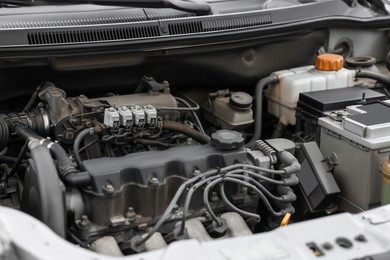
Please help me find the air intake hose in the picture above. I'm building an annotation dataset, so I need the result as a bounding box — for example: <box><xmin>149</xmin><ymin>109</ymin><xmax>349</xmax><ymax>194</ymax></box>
<box><xmin>14</xmin><ymin>123</ymin><xmax>91</xmax><ymax>187</ymax></box>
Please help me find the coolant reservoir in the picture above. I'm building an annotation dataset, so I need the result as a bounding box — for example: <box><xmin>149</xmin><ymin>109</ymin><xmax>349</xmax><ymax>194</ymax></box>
<box><xmin>266</xmin><ymin>54</ymin><xmax>356</xmax><ymax>125</ymax></box>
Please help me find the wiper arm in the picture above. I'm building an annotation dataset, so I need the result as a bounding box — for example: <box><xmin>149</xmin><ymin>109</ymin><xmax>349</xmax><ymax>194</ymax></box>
<box><xmin>0</xmin><ymin>0</ymin><xmax>210</xmax><ymax>15</ymax></box>
<box><xmin>54</xmin><ymin>0</ymin><xmax>211</xmax><ymax>15</ymax></box>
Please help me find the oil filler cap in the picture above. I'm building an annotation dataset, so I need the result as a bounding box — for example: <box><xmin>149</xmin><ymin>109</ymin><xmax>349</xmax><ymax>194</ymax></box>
<box><xmin>315</xmin><ymin>53</ymin><xmax>344</xmax><ymax>71</ymax></box>
<box><xmin>211</xmin><ymin>130</ymin><xmax>244</xmax><ymax>150</ymax></box>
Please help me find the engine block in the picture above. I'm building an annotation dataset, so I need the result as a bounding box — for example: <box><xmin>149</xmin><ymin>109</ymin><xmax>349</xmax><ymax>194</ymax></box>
<box><xmin>67</xmin><ymin>136</ymin><xmax>297</xmax><ymax>244</ymax></box>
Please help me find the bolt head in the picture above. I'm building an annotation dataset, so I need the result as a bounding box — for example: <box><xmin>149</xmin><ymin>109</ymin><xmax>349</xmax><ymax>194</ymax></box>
<box><xmin>125</xmin><ymin>207</ymin><xmax>136</xmax><ymax>221</ymax></box>
<box><xmin>79</xmin><ymin>215</ymin><xmax>90</xmax><ymax>228</ymax></box>
<box><xmin>148</xmin><ymin>177</ymin><xmax>159</xmax><ymax>185</ymax></box>
<box><xmin>137</xmin><ymin>223</ymin><xmax>148</xmax><ymax>231</ymax></box>
<box><xmin>103</xmin><ymin>184</ymin><xmax>115</xmax><ymax>193</ymax></box>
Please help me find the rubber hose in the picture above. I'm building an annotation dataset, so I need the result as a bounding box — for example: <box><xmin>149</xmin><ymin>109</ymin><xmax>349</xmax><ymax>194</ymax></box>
<box><xmin>161</xmin><ymin>120</ymin><xmax>210</xmax><ymax>144</ymax></box>
<box><xmin>63</xmin><ymin>171</ymin><xmax>91</xmax><ymax>187</ymax></box>
<box><xmin>0</xmin><ymin>156</ymin><xmax>17</xmax><ymax>164</ymax></box>
<box><xmin>0</xmin><ymin>117</ymin><xmax>9</xmax><ymax>151</ymax></box>
<box><xmin>15</xmin><ymin>124</ymin><xmax>72</xmax><ymax>174</ymax></box>
<box><xmin>8</xmin><ymin>140</ymin><xmax>28</xmax><ymax>177</ymax></box>
<box><xmin>73</xmin><ymin>128</ymin><xmax>93</xmax><ymax>171</ymax></box>
<box><xmin>23</xmin><ymin>86</ymin><xmax>41</xmax><ymax>112</ymax></box>
<box><xmin>15</xmin><ymin>124</ymin><xmax>41</xmax><ymax>140</ymax></box>
<box><xmin>26</xmin><ymin>139</ymin><xmax>66</xmax><ymax>237</ymax></box>
<box><xmin>355</xmin><ymin>70</ymin><xmax>390</xmax><ymax>86</ymax></box>
<box><xmin>23</xmin><ymin>82</ymin><xmax>54</xmax><ymax>112</ymax></box>
<box><xmin>48</xmin><ymin>142</ymin><xmax>78</xmax><ymax>176</ymax></box>
<box><xmin>247</xmin><ymin>75</ymin><xmax>279</xmax><ymax>145</ymax></box>
<box><xmin>175</xmin><ymin>96</ymin><xmax>205</xmax><ymax>135</ymax></box>
<box><xmin>135</xmin><ymin>139</ymin><xmax>175</xmax><ymax>147</ymax></box>
<box><xmin>15</xmin><ymin>124</ymin><xmax>90</xmax><ymax>186</ymax></box>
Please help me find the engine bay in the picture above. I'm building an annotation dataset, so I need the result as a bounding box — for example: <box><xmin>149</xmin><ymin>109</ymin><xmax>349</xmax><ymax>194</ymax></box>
<box><xmin>1</xmin><ymin>56</ymin><xmax>388</xmax><ymax>255</ymax></box>
<box><xmin>0</xmin><ymin>1</ymin><xmax>390</xmax><ymax>256</ymax></box>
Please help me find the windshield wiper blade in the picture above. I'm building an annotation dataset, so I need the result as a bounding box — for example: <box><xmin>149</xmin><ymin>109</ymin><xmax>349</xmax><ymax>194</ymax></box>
<box><xmin>0</xmin><ymin>0</ymin><xmax>211</xmax><ymax>14</ymax></box>
<box><xmin>54</xmin><ymin>0</ymin><xmax>211</xmax><ymax>15</ymax></box>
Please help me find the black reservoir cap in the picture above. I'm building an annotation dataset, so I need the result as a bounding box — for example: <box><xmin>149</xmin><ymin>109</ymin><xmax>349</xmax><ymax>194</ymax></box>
<box><xmin>229</xmin><ymin>92</ymin><xmax>253</xmax><ymax>110</ymax></box>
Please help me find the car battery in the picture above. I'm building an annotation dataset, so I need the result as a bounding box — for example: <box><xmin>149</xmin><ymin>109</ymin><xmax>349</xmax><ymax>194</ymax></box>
<box><xmin>319</xmin><ymin>101</ymin><xmax>390</xmax><ymax>210</ymax></box>
<box><xmin>296</xmin><ymin>86</ymin><xmax>385</xmax><ymax>142</ymax></box>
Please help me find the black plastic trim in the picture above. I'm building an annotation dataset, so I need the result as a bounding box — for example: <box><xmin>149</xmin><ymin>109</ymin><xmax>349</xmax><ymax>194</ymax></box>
<box><xmin>26</xmin><ymin>23</ymin><xmax>162</xmax><ymax>45</ymax></box>
<box><xmin>0</xmin><ymin>0</ymin><xmax>387</xmax><ymax>58</ymax></box>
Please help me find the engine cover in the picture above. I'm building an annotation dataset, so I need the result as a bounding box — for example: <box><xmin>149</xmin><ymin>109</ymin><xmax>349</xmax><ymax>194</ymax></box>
<box><xmin>80</xmin><ymin>143</ymin><xmax>268</xmax><ymax>220</ymax></box>
<box><xmin>69</xmin><ymin>142</ymin><xmax>273</xmax><ymax>242</ymax></box>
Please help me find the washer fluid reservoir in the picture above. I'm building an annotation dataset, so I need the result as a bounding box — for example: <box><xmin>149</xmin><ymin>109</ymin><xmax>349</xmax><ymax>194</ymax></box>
<box><xmin>266</xmin><ymin>54</ymin><xmax>356</xmax><ymax>125</ymax></box>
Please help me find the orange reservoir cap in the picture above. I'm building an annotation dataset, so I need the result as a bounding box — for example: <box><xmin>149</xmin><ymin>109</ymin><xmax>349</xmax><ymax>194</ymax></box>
<box><xmin>315</xmin><ymin>53</ymin><xmax>344</xmax><ymax>71</ymax></box>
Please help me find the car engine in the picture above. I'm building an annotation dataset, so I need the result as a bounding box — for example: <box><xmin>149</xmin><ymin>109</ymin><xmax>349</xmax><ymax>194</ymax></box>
<box><xmin>0</xmin><ymin>0</ymin><xmax>390</xmax><ymax>257</ymax></box>
<box><xmin>1</xmin><ymin>52</ymin><xmax>390</xmax><ymax>256</ymax></box>
<box><xmin>0</xmin><ymin>76</ymin><xmax>302</xmax><ymax>255</ymax></box>
<box><xmin>2</xmin><ymin>52</ymin><xmax>390</xmax><ymax>256</ymax></box>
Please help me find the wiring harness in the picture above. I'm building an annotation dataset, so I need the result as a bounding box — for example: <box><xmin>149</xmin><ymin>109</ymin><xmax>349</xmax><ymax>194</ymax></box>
<box><xmin>130</xmin><ymin>148</ymin><xmax>300</xmax><ymax>252</ymax></box>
